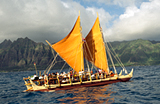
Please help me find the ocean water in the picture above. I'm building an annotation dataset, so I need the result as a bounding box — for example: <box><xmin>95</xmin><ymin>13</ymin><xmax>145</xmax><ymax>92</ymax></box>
<box><xmin>0</xmin><ymin>65</ymin><xmax>160</xmax><ymax>104</ymax></box>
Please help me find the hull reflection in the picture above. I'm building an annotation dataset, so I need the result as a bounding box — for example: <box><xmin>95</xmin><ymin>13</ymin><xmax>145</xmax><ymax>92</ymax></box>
<box><xmin>57</xmin><ymin>85</ymin><xmax>114</xmax><ymax>104</ymax></box>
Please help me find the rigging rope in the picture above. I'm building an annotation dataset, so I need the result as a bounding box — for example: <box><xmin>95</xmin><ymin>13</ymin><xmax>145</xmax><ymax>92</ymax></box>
<box><xmin>107</xmin><ymin>42</ymin><xmax>128</xmax><ymax>74</ymax></box>
<box><xmin>59</xmin><ymin>62</ymin><xmax>66</xmax><ymax>74</ymax></box>
<box><xmin>105</xmin><ymin>43</ymin><xmax>117</xmax><ymax>74</ymax></box>
<box><xmin>46</xmin><ymin>53</ymin><xmax>58</xmax><ymax>74</ymax></box>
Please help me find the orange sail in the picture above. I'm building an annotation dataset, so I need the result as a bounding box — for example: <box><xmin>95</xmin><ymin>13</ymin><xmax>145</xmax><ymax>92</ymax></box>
<box><xmin>83</xmin><ymin>17</ymin><xmax>109</xmax><ymax>74</ymax></box>
<box><xmin>51</xmin><ymin>16</ymin><xmax>84</xmax><ymax>73</ymax></box>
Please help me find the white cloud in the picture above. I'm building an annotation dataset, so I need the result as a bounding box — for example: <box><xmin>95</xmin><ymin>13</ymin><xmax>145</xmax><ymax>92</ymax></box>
<box><xmin>104</xmin><ymin>0</ymin><xmax>160</xmax><ymax>41</ymax></box>
<box><xmin>119</xmin><ymin>6</ymin><xmax>140</xmax><ymax>19</ymax></box>
<box><xmin>1</xmin><ymin>0</ymin><xmax>158</xmax><ymax>43</ymax></box>
<box><xmin>0</xmin><ymin>0</ymin><xmax>83</xmax><ymax>43</ymax></box>
<box><xmin>0</xmin><ymin>0</ymin><xmax>113</xmax><ymax>43</ymax></box>
<box><xmin>86</xmin><ymin>7</ymin><xmax>113</xmax><ymax>31</ymax></box>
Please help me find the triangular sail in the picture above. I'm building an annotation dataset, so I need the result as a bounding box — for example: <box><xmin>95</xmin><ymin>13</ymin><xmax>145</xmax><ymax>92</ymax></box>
<box><xmin>83</xmin><ymin>16</ymin><xmax>109</xmax><ymax>74</ymax></box>
<box><xmin>51</xmin><ymin>16</ymin><xmax>84</xmax><ymax>73</ymax></box>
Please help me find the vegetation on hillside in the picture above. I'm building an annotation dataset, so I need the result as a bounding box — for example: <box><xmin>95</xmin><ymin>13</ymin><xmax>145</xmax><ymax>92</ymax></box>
<box><xmin>0</xmin><ymin>38</ymin><xmax>160</xmax><ymax>71</ymax></box>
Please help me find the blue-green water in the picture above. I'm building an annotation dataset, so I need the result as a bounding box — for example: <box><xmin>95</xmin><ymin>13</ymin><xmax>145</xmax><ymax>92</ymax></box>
<box><xmin>0</xmin><ymin>65</ymin><xmax>160</xmax><ymax>104</ymax></box>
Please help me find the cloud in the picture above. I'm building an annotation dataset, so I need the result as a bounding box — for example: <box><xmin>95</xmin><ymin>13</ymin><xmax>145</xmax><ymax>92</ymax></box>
<box><xmin>0</xmin><ymin>0</ymin><xmax>72</xmax><ymax>43</ymax></box>
<box><xmin>104</xmin><ymin>0</ymin><xmax>160</xmax><ymax>41</ymax></box>
<box><xmin>0</xmin><ymin>0</ymin><xmax>112</xmax><ymax>43</ymax></box>
<box><xmin>0</xmin><ymin>0</ymin><xmax>82</xmax><ymax>43</ymax></box>
<box><xmin>1</xmin><ymin>0</ymin><xmax>158</xmax><ymax>43</ymax></box>
<box><xmin>86</xmin><ymin>7</ymin><xmax>113</xmax><ymax>31</ymax></box>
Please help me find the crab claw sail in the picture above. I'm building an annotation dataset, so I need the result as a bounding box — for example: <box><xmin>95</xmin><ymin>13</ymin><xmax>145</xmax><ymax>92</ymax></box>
<box><xmin>83</xmin><ymin>16</ymin><xmax>109</xmax><ymax>74</ymax></box>
<box><xmin>51</xmin><ymin>16</ymin><xmax>84</xmax><ymax>73</ymax></box>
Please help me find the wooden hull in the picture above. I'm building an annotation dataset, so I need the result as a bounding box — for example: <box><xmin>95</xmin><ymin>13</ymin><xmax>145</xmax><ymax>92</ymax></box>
<box><xmin>24</xmin><ymin>69</ymin><xmax>133</xmax><ymax>92</ymax></box>
<box><xmin>48</xmin><ymin>77</ymin><xmax>131</xmax><ymax>91</ymax></box>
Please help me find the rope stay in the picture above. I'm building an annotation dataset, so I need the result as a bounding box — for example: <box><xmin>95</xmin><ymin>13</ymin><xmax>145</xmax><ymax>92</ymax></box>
<box><xmin>46</xmin><ymin>53</ymin><xmax>58</xmax><ymax>74</ymax></box>
<box><xmin>105</xmin><ymin>40</ymin><xmax>128</xmax><ymax>74</ymax></box>
<box><xmin>107</xmin><ymin>41</ymin><xmax>128</xmax><ymax>74</ymax></box>
<box><xmin>105</xmin><ymin>42</ymin><xmax>117</xmax><ymax>74</ymax></box>
<box><xmin>59</xmin><ymin>62</ymin><xmax>67</xmax><ymax>74</ymax></box>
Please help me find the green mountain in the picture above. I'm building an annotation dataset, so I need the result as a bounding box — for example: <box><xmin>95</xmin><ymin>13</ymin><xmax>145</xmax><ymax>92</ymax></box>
<box><xmin>0</xmin><ymin>38</ymin><xmax>160</xmax><ymax>71</ymax></box>
<box><xmin>108</xmin><ymin>39</ymin><xmax>160</xmax><ymax>66</ymax></box>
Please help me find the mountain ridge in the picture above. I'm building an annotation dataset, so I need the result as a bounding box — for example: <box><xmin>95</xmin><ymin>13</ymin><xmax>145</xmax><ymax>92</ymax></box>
<box><xmin>108</xmin><ymin>39</ymin><xmax>160</xmax><ymax>66</ymax></box>
<box><xmin>0</xmin><ymin>37</ymin><xmax>160</xmax><ymax>71</ymax></box>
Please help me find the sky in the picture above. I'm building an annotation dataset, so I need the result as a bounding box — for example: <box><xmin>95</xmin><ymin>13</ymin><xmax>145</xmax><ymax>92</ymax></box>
<box><xmin>0</xmin><ymin>0</ymin><xmax>160</xmax><ymax>43</ymax></box>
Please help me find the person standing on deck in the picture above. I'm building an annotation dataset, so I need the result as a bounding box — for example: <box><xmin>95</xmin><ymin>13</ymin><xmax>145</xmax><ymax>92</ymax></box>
<box><xmin>44</xmin><ymin>74</ymin><xmax>48</xmax><ymax>85</ymax></box>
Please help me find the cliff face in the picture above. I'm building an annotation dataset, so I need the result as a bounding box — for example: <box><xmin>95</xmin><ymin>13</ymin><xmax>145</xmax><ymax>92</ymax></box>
<box><xmin>0</xmin><ymin>38</ymin><xmax>160</xmax><ymax>71</ymax></box>
<box><xmin>0</xmin><ymin>37</ymin><xmax>55</xmax><ymax>70</ymax></box>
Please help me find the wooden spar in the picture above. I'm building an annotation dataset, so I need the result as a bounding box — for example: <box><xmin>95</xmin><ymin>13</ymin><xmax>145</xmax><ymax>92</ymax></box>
<box><xmin>34</xmin><ymin>63</ymin><xmax>38</xmax><ymax>76</ymax></box>
<box><xmin>25</xmin><ymin>83</ymin><xmax>31</xmax><ymax>85</ymax></box>
<box><xmin>79</xmin><ymin>10</ymin><xmax>80</xmax><ymax>16</ymax></box>
<box><xmin>39</xmin><ymin>71</ymin><xmax>41</xmax><ymax>77</ymax></box>
<box><xmin>23</xmin><ymin>77</ymin><xmax>29</xmax><ymax>80</ymax></box>
<box><xmin>57</xmin><ymin>75</ymin><xmax>61</xmax><ymax>87</ymax></box>
<box><xmin>97</xmin><ymin>12</ymin><xmax>99</xmax><ymax>18</ymax></box>
<box><xmin>69</xmin><ymin>73</ymin><xmax>72</xmax><ymax>85</ymax></box>
<box><xmin>104</xmin><ymin>73</ymin><xmax>106</xmax><ymax>79</ymax></box>
<box><xmin>79</xmin><ymin>74</ymin><xmax>82</xmax><ymax>83</ymax></box>
<box><xmin>25</xmin><ymin>87</ymin><xmax>33</xmax><ymax>92</ymax></box>
<box><xmin>45</xmin><ymin>40</ymin><xmax>52</xmax><ymax>47</ymax></box>
<box><xmin>89</xmin><ymin>72</ymin><xmax>92</xmax><ymax>82</ymax></box>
